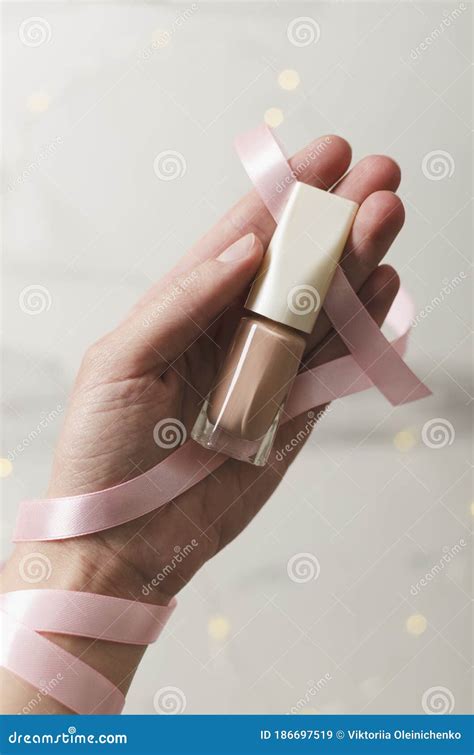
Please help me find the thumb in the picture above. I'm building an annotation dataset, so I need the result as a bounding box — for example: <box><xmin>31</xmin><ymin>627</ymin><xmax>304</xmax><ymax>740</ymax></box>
<box><xmin>115</xmin><ymin>233</ymin><xmax>264</xmax><ymax>373</ymax></box>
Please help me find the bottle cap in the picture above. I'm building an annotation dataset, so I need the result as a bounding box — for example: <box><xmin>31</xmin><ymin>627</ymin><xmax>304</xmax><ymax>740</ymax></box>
<box><xmin>245</xmin><ymin>182</ymin><xmax>358</xmax><ymax>334</ymax></box>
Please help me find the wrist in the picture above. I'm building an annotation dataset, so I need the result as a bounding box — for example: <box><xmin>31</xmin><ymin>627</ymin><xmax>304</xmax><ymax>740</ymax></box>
<box><xmin>1</xmin><ymin>477</ymin><xmax>184</xmax><ymax>713</ymax></box>
<box><xmin>1</xmin><ymin>538</ymin><xmax>175</xmax><ymax>710</ymax></box>
<box><xmin>40</xmin><ymin>473</ymin><xmax>206</xmax><ymax>607</ymax></box>
<box><xmin>1</xmin><ymin>537</ymin><xmax>174</xmax><ymax>608</ymax></box>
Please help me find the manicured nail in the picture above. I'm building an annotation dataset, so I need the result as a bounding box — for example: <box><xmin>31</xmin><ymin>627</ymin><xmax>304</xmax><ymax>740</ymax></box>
<box><xmin>217</xmin><ymin>233</ymin><xmax>256</xmax><ymax>262</ymax></box>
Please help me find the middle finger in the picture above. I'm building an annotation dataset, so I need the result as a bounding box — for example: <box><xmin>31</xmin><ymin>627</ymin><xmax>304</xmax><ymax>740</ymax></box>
<box><xmin>305</xmin><ymin>155</ymin><xmax>404</xmax><ymax>354</ymax></box>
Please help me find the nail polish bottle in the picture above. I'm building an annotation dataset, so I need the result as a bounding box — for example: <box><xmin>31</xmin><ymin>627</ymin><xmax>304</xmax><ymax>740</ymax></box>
<box><xmin>192</xmin><ymin>182</ymin><xmax>358</xmax><ymax>465</ymax></box>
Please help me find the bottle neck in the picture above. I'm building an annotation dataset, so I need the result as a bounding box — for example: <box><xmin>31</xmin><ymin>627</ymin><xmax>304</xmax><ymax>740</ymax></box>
<box><xmin>243</xmin><ymin>310</ymin><xmax>309</xmax><ymax>341</ymax></box>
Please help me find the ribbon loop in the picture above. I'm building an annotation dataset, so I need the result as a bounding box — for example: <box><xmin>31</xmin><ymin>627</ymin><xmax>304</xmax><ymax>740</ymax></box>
<box><xmin>235</xmin><ymin>124</ymin><xmax>431</xmax><ymax>407</ymax></box>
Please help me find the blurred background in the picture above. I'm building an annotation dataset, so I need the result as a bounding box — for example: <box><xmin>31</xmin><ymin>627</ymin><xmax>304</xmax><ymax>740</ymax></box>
<box><xmin>1</xmin><ymin>1</ymin><xmax>472</xmax><ymax>714</ymax></box>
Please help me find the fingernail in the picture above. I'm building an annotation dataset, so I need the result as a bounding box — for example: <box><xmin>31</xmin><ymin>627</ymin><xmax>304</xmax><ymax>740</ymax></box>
<box><xmin>217</xmin><ymin>233</ymin><xmax>256</xmax><ymax>262</ymax></box>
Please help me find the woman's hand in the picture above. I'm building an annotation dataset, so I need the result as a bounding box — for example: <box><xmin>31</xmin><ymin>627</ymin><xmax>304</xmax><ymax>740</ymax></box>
<box><xmin>8</xmin><ymin>135</ymin><xmax>405</xmax><ymax>608</ymax></box>
<box><xmin>1</xmin><ymin>134</ymin><xmax>405</xmax><ymax>712</ymax></box>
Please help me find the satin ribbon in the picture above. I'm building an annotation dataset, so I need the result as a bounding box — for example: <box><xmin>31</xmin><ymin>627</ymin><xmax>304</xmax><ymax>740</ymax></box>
<box><xmin>13</xmin><ymin>125</ymin><xmax>431</xmax><ymax>542</ymax></box>
<box><xmin>0</xmin><ymin>590</ymin><xmax>175</xmax><ymax>645</ymax></box>
<box><xmin>1</xmin><ymin>610</ymin><xmax>126</xmax><ymax>715</ymax></box>
<box><xmin>1</xmin><ymin>596</ymin><xmax>176</xmax><ymax>715</ymax></box>
<box><xmin>235</xmin><ymin>125</ymin><xmax>431</xmax><ymax>406</ymax></box>
<box><xmin>3</xmin><ymin>124</ymin><xmax>431</xmax><ymax>715</ymax></box>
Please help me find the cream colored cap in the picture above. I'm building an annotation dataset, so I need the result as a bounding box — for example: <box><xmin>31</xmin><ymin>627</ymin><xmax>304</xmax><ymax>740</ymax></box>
<box><xmin>245</xmin><ymin>182</ymin><xmax>358</xmax><ymax>334</ymax></box>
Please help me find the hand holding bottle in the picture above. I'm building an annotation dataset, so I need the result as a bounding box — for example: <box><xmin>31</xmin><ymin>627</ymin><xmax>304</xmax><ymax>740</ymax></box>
<box><xmin>1</xmin><ymin>135</ymin><xmax>405</xmax><ymax>713</ymax></box>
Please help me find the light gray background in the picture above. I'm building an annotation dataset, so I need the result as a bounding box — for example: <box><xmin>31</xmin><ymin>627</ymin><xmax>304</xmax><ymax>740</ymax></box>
<box><xmin>2</xmin><ymin>1</ymin><xmax>472</xmax><ymax>714</ymax></box>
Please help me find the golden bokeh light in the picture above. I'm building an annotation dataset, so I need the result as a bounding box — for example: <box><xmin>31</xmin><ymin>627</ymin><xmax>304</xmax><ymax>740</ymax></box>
<box><xmin>295</xmin><ymin>707</ymin><xmax>319</xmax><ymax>715</ymax></box>
<box><xmin>0</xmin><ymin>458</ymin><xmax>13</xmax><ymax>478</ymax></box>
<box><xmin>393</xmin><ymin>429</ymin><xmax>416</xmax><ymax>452</ymax></box>
<box><xmin>405</xmin><ymin>613</ymin><xmax>427</xmax><ymax>636</ymax></box>
<box><xmin>264</xmin><ymin>108</ymin><xmax>284</xmax><ymax>128</ymax></box>
<box><xmin>27</xmin><ymin>92</ymin><xmax>51</xmax><ymax>114</ymax></box>
<box><xmin>208</xmin><ymin>615</ymin><xmax>231</xmax><ymax>641</ymax></box>
<box><xmin>278</xmin><ymin>69</ymin><xmax>301</xmax><ymax>91</ymax></box>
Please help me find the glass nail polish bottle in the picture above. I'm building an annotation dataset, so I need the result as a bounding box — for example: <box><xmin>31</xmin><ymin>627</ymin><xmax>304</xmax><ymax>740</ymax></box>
<box><xmin>192</xmin><ymin>182</ymin><xmax>358</xmax><ymax>465</ymax></box>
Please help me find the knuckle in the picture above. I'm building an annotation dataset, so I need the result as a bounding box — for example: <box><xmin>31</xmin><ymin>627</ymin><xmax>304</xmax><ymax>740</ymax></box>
<box><xmin>81</xmin><ymin>337</ymin><xmax>109</xmax><ymax>370</ymax></box>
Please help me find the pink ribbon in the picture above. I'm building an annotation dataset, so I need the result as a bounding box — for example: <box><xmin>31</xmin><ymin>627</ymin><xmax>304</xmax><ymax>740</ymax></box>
<box><xmin>2</xmin><ymin>124</ymin><xmax>431</xmax><ymax>715</ymax></box>
<box><xmin>0</xmin><ymin>590</ymin><xmax>175</xmax><ymax>645</ymax></box>
<box><xmin>235</xmin><ymin>125</ymin><xmax>431</xmax><ymax>407</ymax></box>
<box><xmin>1</xmin><ymin>610</ymin><xmax>126</xmax><ymax>715</ymax></box>
<box><xmin>1</xmin><ymin>596</ymin><xmax>176</xmax><ymax>715</ymax></box>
